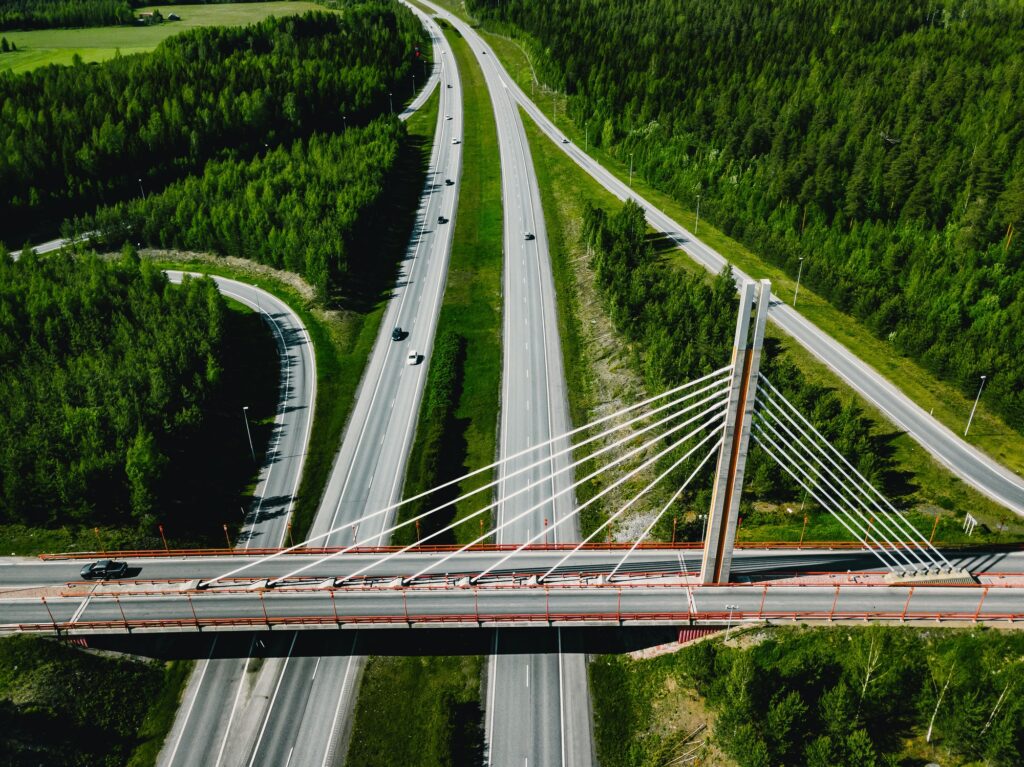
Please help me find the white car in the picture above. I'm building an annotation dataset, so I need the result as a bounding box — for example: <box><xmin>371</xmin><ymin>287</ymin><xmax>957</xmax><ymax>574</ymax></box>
<box><xmin>452</xmin><ymin>138</ymin><xmax>460</xmax><ymax>145</ymax></box>
<box><xmin>407</xmin><ymin>350</ymin><xmax>420</xmax><ymax>365</ymax></box>
<box><xmin>446</xmin><ymin>115</ymin><xmax>453</xmax><ymax>120</ymax></box>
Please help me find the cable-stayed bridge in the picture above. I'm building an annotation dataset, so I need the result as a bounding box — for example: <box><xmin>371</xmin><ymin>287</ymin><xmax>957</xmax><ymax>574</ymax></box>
<box><xmin>3</xmin><ymin>281</ymin><xmax>1021</xmax><ymax>638</ymax></box>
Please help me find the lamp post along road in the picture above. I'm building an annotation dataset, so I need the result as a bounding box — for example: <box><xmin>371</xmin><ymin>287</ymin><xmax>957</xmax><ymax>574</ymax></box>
<box><xmin>629</xmin><ymin>152</ymin><xmax>634</xmax><ymax>187</ymax></box>
<box><xmin>793</xmin><ymin>257</ymin><xmax>805</xmax><ymax>307</ymax></box>
<box><xmin>965</xmin><ymin>375</ymin><xmax>988</xmax><ymax>437</ymax></box>
<box><xmin>694</xmin><ymin>194</ymin><xmax>701</xmax><ymax>234</ymax></box>
<box><xmin>242</xmin><ymin>406</ymin><xmax>255</xmax><ymax>462</ymax></box>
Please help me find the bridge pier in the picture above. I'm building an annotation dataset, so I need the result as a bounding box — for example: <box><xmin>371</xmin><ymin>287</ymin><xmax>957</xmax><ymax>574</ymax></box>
<box><xmin>700</xmin><ymin>280</ymin><xmax>771</xmax><ymax>585</ymax></box>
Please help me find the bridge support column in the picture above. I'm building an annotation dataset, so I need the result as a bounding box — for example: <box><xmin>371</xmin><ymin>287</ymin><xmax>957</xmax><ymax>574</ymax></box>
<box><xmin>700</xmin><ymin>279</ymin><xmax>770</xmax><ymax>584</ymax></box>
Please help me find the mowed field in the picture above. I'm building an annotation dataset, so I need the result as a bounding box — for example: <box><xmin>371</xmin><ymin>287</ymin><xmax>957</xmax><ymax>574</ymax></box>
<box><xmin>0</xmin><ymin>1</ymin><xmax>324</xmax><ymax>72</ymax></box>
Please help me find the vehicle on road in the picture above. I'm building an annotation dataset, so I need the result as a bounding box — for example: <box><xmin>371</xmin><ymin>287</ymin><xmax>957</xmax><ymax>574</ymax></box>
<box><xmin>561</xmin><ymin>137</ymin><xmax>570</xmax><ymax>144</ymax></box>
<box><xmin>445</xmin><ymin>179</ymin><xmax>454</xmax><ymax>186</ymax></box>
<box><xmin>447</xmin><ymin>84</ymin><xmax>452</xmax><ymax>88</ymax></box>
<box><xmin>391</xmin><ymin>327</ymin><xmax>403</xmax><ymax>341</ymax></box>
<box><xmin>452</xmin><ymin>138</ymin><xmax>460</xmax><ymax>144</ymax></box>
<box><xmin>80</xmin><ymin>560</ymin><xmax>129</xmax><ymax>580</ymax></box>
<box><xmin>407</xmin><ymin>350</ymin><xmax>419</xmax><ymax>365</ymax></box>
<box><xmin>446</xmin><ymin>115</ymin><xmax>453</xmax><ymax>120</ymax></box>
<box><xmin>524</xmin><ymin>232</ymin><xmax>535</xmax><ymax>241</ymax></box>
<box><xmin>437</xmin><ymin>215</ymin><xmax>448</xmax><ymax>224</ymax></box>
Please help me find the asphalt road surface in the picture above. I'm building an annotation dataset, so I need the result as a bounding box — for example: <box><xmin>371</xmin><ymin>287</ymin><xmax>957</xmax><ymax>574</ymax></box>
<box><xmin>209</xmin><ymin>10</ymin><xmax>465</xmax><ymax>767</ymax></box>
<box><xmin>429</xmin><ymin>11</ymin><xmax>1024</xmax><ymax>517</ymax></box>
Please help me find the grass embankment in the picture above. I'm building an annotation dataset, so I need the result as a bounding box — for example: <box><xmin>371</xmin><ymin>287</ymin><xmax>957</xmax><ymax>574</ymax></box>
<box><xmin>451</xmin><ymin>7</ymin><xmax>1024</xmax><ymax>495</ymax></box>
<box><xmin>345</xmin><ymin>22</ymin><xmax>494</xmax><ymax>767</ymax></box>
<box><xmin>346</xmin><ymin>656</ymin><xmax>485</xmax><ymax>767</ymax></box>
<box><xmin>0</xmin><ymin>2</ymin><xmax>321</xmax><ymax>72</ymax></box>
<box><xmin>0</xmin><ymin>635</ymin><xmax>192</xmax><ymax>767</ymax></box>
<box><xmin>520</xmin><ymin>101</ymin><xmax>1023</xmax><ymax>545</ymax></box>
<box><xmin>591</xmin><ymin>626</ymin><xmax>1024</xmax><ymax>767</ymax></box>
<box><xmin>393</xmin><ymin>19</ymin><xmax>502</xmax><ymax>547</ymax></box>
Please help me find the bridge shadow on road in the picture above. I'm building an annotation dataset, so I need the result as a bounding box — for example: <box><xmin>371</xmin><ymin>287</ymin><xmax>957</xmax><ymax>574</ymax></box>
<box><xmin>81</xmin><ymin>626</ymin><xmax>681</xmax><ymax>660</ymax></box>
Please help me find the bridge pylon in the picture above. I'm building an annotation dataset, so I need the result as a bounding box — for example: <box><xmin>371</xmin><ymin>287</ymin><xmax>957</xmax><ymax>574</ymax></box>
<box><xmin>700</xmin><ymin>279</ymin><xmax>771</xmax><ymax>584</ymax></box>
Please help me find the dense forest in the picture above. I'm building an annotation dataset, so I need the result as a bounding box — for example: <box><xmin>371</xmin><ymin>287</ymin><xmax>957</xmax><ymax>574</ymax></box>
<box><xmin>592</xmin><ymin>627</ymin><xmax>1024</xmax><ymax>767</ymax></box>
<box><xmin>467</xmin><ymin>0</ymin><xmax>1024</xmax><ymax>431</ymax></box>
<box><xmin>80</xmin><ymin>119</ymin><xmax>405</xmax><ymax>298</ymax></box>
<box><xmin>0</xmin><ymin>4</ymin><xmax>423</xmax><ymax>243</ymax></box>
<box><xmin>0</xmin><ymin>248</ymin><xmax>268</xmax><ymax>531</ymax></box>
<box><xmin>0</xmin><ymin>0</ymin><xmax>134</xmax><ymax>31</ymax></box>
<box><xmin>582</xmin><ymin>200</ymin><xmax>893</xmax><ymax>527</ymax></box>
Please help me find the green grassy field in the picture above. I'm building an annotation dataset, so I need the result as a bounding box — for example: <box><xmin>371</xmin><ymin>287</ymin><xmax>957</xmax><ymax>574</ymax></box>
<box><xmin>442</xmin><ymin>5</ymin><xmax>1024</xmax><ymax>488</ymax></box>
<box><xmin>0</xmin><ymin>2</ymin><xmax>322</xmax><ymax>72</ymax></box>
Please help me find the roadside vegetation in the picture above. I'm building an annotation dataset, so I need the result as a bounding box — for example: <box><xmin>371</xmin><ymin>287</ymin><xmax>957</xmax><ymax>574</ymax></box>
<box><xmin>521</xmin><ymin>105</ymin><xmax>1024</xmax><ymax>544</ymax></box>
<box><xmin>456</xmin><ymin>0</ymin><xmax>1024</xmax><ymax>481</ymax></box>
<box><xmin>592</xmin><ymin>626</ymin><xmax>1024</xmax><ymax>767</ymax></box>
<box><xmin>0</xmin><ymin>4</ymin><xmax>423</xmax><ymax>245</ymax></box>
<box><xmin>0</xmin><ymin>634</ymin><xmax>192</xmax><ymax>766</ymax></box>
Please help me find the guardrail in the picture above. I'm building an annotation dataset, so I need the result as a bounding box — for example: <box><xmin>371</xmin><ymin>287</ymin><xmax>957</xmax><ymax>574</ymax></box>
<box><xmin>5</xmin><ymin>607</ymin><xmax>1021</xmax><ymax>636</ymax></box>
<box><xmin>38</xmin><ymin>540</ymin><xmax>1024</xmax><ymax>560</ymax></box>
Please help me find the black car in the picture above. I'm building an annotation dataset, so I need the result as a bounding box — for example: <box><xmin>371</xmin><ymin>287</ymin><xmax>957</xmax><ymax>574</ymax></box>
<box><xmin>392</xmin><ymin>326</ymin><xmax>403</xmax><ymax>341</ymax></box>
<box><xmin>524</xmin><ymin>232</ymin><xmax>535</xmax><ymax>241</ymax></box>
<box><xmin>444</xmin><ymin>179</ymin><xmax>454</xmax><ymax>186</ymax></box>
<box><xmin>80</xmin><ymin>559</ymin><xmax>129</xmax><ymax>580</ymax></box>
<box><xmin>437</xmin><ymin>215</ymin><xmax>448</xmax><ymax>224</ymax></box>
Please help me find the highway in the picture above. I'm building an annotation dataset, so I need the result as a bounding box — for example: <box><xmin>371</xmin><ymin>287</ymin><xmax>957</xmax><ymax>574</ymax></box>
<box><xmin>202</xmin><ymin>9</ymin><xmax>464</xmax><ymax>766</ymax></box>
<box><xmin>428</xmin><ymin>14</ymin><xmax>1024</xmax><ymax>517</ymax></box>
<box><xmin>413</xmin><ymin>2</ymin><xmax>595</xmax><ymax>765</ymax></box>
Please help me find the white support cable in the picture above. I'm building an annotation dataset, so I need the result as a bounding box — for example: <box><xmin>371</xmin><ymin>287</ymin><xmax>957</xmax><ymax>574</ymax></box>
<box><xmin>342</xmin><ymin>399</ymin><xmax>731</xmax><ymax>587</ymax></box>
<box><xmin>203</xmin><ymin>367</ymin><xmax>732</xmax><ymax>587</ymax></box>
<box><xmin>750</xmin><ymin>422</ymin><xmax>906</xmax><ymax>572</ymax></box>
<box><xmin>759</xmin><ymin>377</ymin><xmax>952</xmax><ymax>569</ymax></box>
<box><xmin>268</xmin><ymin>386</ymin><xmax>732</xmax><ymax>586</ymax></box>
<box><xmin>756</xmin><ymin>386</ymin><xmax>930</xmax><ymax>559</ymax></box>
<box><xmin>463</xmin><ymin>410</ymin><xmax>729</xmax><ymax>586</ymax></box>
<box><xmin>606</xmin><ymin>442</ymin><xmax>721</xmax><ymax>582</ymax></box>
<box><xmin>754</xmin><ymin>399</ymin><xmax>930</xmax><ymax>572</ymax></box>
<box><xmin>544</xmin><ymin>434</ymin><xmax>723</xmax><ymax>583</ymax></box>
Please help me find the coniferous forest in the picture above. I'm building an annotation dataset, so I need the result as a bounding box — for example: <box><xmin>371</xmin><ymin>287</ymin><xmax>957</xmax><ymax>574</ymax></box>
<box><xmin>0</xmin><ymin>248</ymin><xmax>240</xmax><ymax>529</ymax></box>
<box><xmin>0</xmin><ymin>5</ymin><xmax>422</xmax><ymax>244</ymax></box>
<box><xmin>467</xmin><ymin>0</ymin><xmax>1024</xmax><ymax>431</ymax></box>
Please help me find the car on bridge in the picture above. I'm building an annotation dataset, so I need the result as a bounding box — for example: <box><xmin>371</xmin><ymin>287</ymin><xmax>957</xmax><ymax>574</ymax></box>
<box><xmin>79</xmin><ymin>559</ymin><xmax>129</xmax><ymax>580</ymax></box>
<box><xmin>444</xmin><ymin>179</ymin><xmax>454</xmax><ymax>186</ymax></box>
<box><xmin>407</xmin><ymin>350</ymin><xmax>420</xmax><ymax>365</ymax></box>
<box><xmin>391</xmin><ymin>326</ymin><xmax>404</xmax><ymax>341</ymax></box>
<box><xmin>524</xmin><ymin>232</ymin><xmax>535</xmax><ymax>241</ymax></box>
<box><xmin>437</xmin><ymin>215</ymin><xmax>448</xmax><ymax>224</ymax></box>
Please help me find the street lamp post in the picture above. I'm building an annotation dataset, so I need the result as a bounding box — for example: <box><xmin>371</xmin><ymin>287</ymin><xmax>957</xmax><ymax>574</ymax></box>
<box><xmin>725</xmin><ymin>603</ymin><xmax>739</xmax><ymax>640</ymax></box>
<box><xmin>389</xmin><ymin>92</ymin><xmax>393</xmax><ymax>114</ymax></box>
<box><xmin>964</xmin><ymin>375</ymin><xmax>988</xmax><ymax>437</ymax></box>
<box><xmin>412</xmin><ymin>73</ymin><xmax>416</xmax><ymax>93</ymax></box>
<box><xmin>242</xmin><ymin>406</ymin><xmax>255</xmax><ymax>462</ymax></box>
<box><xmin>695</xmin><ymin>194</ymin><xmax>701</xmax><ymax>234</ymax></box>
<box><xmin>629</xmin><ymin>153</ymin><xmax>634</xmax><ymax>188</ymax></box>
<box><xmin>138</xmin><ymin>178</ymin><xmax>145</xmax><ymax>199</ymax></box>
<box><xmin>585</xmin><ymin>122</ymin><xmax>588</xmax><ymax>153</ymax></box>
<box><xmin>793</xmin><ymin>257</ymin><xmax>805</xmax><ymax>307</ymax></box>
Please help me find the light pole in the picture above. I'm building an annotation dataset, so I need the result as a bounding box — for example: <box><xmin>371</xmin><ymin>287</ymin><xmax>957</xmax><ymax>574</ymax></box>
<box><xmin>793</xmin><ymin>256</ymin><xmax>805</xmax><ymax>307</ymax></box>
<box><xmin>724</xmin><ymin>603</ymin><xmax>739</xmax><ymax>640</ymax></box>
<box><xmin>389</xmin><ymin>91</ymin><xmax>393</xmax><ymax>114</ymax></box>
<box><xmin>585</xmin><ymin>121</ymin><xmax>588</xmax><ymax>153</ymax></box>
<box><xmin>964</xmin><ymin>375</ymin><xmax>987</xmax><ymax>437</ymax></box>
<box><xmin>694</xmin><ymin>194</ymin><xmax>701</xmax><ymax>233</ymax></box>
<box><xmin>138</xmin><ymin>178</ymin><xmax>145</xmax><ymax>199</ymax></box>
<box><xmin>629</xmin><ymin>153</ymin><xmax>634</xmax><ymax>188</ymax></box>
<box><xmin>412</xmin><ymin>73</ymin><xmax>416</xmax><ymax>93</ymax></box>
<box><xmin>242</xmin><ymin>406</ymin><xmax>255</xmax><ymax>462</ymax></box>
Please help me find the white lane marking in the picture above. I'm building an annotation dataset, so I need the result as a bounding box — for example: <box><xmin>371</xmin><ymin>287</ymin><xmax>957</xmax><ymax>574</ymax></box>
<box><xmin>525</xmin><ymin>663</ymin><xmax>529</xmax><ymax>688</ymax></box>
<box><xmin>247</xmin><ymin>633</ymin><xmax>298</xmax><ymax>767</ymax></box>
<box><xmin>320</xmin><ymin>635</ymin><xmax>360</xmax><ymax>767</ymax></box>
<box><xmin>285</xmin><ymin>748</ymin><xmax>294</xmax><ymax>767</ymax></box>
<box><xmin>486</xmin><ymin>632</ymin><xmax>499</xmax><ymax>766</ymax></box>
<box><xmin>558</xmin><ymin>630</ymin><xmax>567</xmax><ymax>767</ymax></box>
<box><xmin>213</xmin><ymin>636</ymin><xmax>257</xmax><ymax>767</ymax></box>
<box><xmin>165</xmin><ymin>637</ymin><xmax>219</xmax><ymax>766</ymax></box>
<box><xmin>68</xmin><ymin>589</ymin><xmax>94</xmax><ymax>623</ymax></box>
<box><xmin>311</xmin><ymin>657</ymin><xmax>321</xmax><ymax>682</ymax></box>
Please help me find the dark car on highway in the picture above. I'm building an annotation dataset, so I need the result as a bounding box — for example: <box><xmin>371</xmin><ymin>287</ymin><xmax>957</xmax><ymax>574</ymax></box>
<box><xmin>437</xmin><ymin>215</ymin><xmax>448</xmax><ymax>224</ymax></box>
<box><xmin>80</xmin><ymin>559</ymin><xmax>129</xmax><ymax>580</ymax></box>
<box><xmin>392</xmin><ymin>326</ymin><xmax>403</xmax><ymax>341</ymax></box>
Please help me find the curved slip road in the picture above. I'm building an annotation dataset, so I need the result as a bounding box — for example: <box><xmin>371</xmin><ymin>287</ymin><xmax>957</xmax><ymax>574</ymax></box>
<box><xmin>436</xmin><ymin>18</ymin><xmax>1024</xmax><ymax>517</ymax></box>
